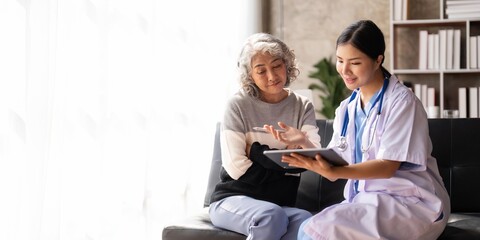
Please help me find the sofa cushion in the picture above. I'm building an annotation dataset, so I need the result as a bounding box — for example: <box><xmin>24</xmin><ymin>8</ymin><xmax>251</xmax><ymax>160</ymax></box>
<box><xmin>162</xmin><ymin>208</ymin><xmax>245</xmax><ymax>240</ymax></box>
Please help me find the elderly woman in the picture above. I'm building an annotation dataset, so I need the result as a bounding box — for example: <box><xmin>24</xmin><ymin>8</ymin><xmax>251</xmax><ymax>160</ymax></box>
<box><xmin>208</xmin><ymin>32</ymin><xmax>321</xmax><ymax>240</ymax></box>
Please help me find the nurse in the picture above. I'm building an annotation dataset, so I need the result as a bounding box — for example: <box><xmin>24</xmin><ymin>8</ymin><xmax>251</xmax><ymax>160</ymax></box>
<box><xmin>264</xmin><ymin>20</ymin><xmax>450</xmax><ymax>240</ymax></box>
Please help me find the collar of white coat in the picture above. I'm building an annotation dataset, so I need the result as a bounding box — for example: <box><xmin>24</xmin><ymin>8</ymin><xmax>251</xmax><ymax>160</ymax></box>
<box><xmin>344</xmin><ymin>75</ymin><xmax>399</xmax><ymax>142</ymax></box>
<box><xmin>346</xmin><ymin>74</ymin><xmax>399</xmax><ymax>116</ymax></box>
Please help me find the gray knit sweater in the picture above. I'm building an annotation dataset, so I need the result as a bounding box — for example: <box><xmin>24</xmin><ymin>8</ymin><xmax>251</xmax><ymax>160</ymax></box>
<box><xmin>210</xmin><ymin>89</ymin><xmax>321</xmax><ymax>206</ymax></box>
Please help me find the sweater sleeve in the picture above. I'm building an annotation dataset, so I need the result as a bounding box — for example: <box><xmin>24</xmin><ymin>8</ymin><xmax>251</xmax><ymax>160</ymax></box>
<box><xmin>249</xmin><ymin>142</ymin><xmax>306</xmax><ymax>173</ymax></box>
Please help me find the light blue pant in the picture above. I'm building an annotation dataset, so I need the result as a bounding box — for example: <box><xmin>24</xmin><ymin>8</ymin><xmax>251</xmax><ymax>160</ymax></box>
<box><xmin>209</xmin><ymin>195</ymin><xmax>312</xmax><ymax>240</ymax></box>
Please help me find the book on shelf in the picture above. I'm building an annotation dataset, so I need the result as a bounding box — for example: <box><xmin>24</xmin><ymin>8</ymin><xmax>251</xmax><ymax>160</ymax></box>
<box><xmin>446</xmin><ymin>7</ymin><xmax>480</xmax><ymax>13</ymax></box>
<box><xmin>459</xmin><ymin>87</ymin><xmax>467</xmax><ymax>118</ymax></box>
<box><xmin>446</xmin><ymin>0</ymin><xmax>480</xmax><ymax>5</ymax></box>
<box><xmin>419</xmin><ymin>30</ymin><xmax>428</xmax><ymax>70</ymax></box>
<box><xmin>453</xmin><ymin>30</ymin><xmax>461</xmax><ymax>69</ymax></box>
<box><xmin>434</xmin><ymin>34</ymin><xmax>440</xmax><ymax>70</ymax></box>
<box><xmin>414</xmin><ymin>84</ymin><xmax>422</xmax><ymax>101</ymax></box>
<box><xmin>471</xmin><ymin>36</ymin><xmax>478</xmax><ymax>69</ymax></box>
<box><xmin>447</xmin><ymin>12</ymin><xmax>480</xmax><ymax>19</ymax></box>
<box><xmin>393</xmin><ymin>0</ymin><xmax>402</xmax><ymax>20</ymax></box>
<box><xmin>402</xmin><ymin>0</ymin><xmax>409</xmax><ymax>20</ymax></box>
<box><xmin>427</xmin><ymin>87</ymin><xmax>435</xmax><ymax>107</ymax></box>
<box><xmin>446</xmin><ymin>4</ymin><xmax>480</xmax><ymax>12</ymax></box>
<box><xmin>469</xmin><ymin>87</ymin><xmax>478</xmax><ymax>118</ymax></box>
<box><xmin>446</xmin><ymin>29</ymin><xmax>454</xmax><ymax>70</ymax></box>
<box><xmin>427</xmin><ymin>87</ymin><xmax>438</xmax><ymax>118</ymax></box>
<box><xmin>413</xmin><ymin>83</ymin><xmax>431</xmax><ymax>112</ymax></box>
<box><xmin>478</xmin><ymin>87</ymin><xmax>480</xmax><ymax>118</ymax></box>
<box><xmin>446</xmin><ymin>0</ymin><xmax>480</xmax><ymax>19</ymax></box>
<box><xmin>393</xmin><ymin>0</ymin><xmax>409</xmax><ymax>20</ymax></box>
<box><xmin>428</xmin><ymin>34</ymin><xmax>435</xmax><ymax>69</ymax></box>
<box><xmin>478</xmin><ymin>36</ymin><xmax>480</xmax><ymax>69</ymax></box>
<box><xmin>439</xmin><ymin>30</ymin><xmax>447</xmax><ymax>70</ymax></box>
<box><xmin>402</xmin><ymin>0</ymin><xmax>408</xmax><ymax>20</ymax></box>
<box><xmin>422</xmin><ymin>84</ymin><xmax>428</xmax><ymax>110</ymax></box>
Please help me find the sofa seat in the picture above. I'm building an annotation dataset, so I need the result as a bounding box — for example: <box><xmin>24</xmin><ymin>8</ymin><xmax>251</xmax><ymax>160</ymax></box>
<box><xmin>162</xmin><ymin>208</ymin><xmax>245</xmax><ymax>240</ymax></box>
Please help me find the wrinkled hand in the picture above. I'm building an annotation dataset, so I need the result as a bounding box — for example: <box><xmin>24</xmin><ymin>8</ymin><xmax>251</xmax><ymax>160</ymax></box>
<box><xmin>263</xmin><ymin>122</ymin><xmax>307</xmax><ymax>147</ymax></box>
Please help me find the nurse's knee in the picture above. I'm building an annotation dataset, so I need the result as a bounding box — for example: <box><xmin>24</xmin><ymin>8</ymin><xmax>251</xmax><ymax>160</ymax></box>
<box><xmin>286</xmin><ymin>209</ymin><xmax>312</xmax><ymax>231</ymax></box>
<box><xmin>297</xmin><ymin>218</ymin><xmax>313</xmax><ymax>240</ymax></box>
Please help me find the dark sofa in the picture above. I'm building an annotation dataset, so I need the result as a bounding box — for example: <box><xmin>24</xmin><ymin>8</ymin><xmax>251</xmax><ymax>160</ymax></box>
<box><xmin>162</xmin><ymin>119</ymin><xmax>480</xmax><ymax>240</ymax></box>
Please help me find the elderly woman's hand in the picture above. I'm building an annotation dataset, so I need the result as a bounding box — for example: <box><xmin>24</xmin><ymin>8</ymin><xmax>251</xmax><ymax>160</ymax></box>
<box><xmin>264</xmin><ymin>122</ymin><xmax>308</xmax><ymax>147</ymax></box>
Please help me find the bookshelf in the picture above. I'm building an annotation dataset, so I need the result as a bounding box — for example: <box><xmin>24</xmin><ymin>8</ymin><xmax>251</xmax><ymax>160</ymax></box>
<box><xmin>390</xmin><ymin>0</ymin><xmax>480</xmax><ymax>118</ymax></box>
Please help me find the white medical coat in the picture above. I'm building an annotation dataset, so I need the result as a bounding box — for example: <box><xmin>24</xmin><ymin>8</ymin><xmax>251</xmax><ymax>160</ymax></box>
<box><xmin>304</xmin><ymin>75</ymin><xmax>451</xmax><ymax>240</ymax></box>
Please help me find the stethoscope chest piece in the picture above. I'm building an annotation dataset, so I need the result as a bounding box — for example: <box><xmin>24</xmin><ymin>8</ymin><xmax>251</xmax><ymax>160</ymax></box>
<box><xmin>337</xmin><ymin>136</ymin><xmax>348</xmax><ymax>152</ymax></box>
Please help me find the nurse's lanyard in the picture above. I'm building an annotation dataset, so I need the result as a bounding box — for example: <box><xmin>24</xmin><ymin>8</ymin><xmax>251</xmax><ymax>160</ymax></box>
<box><xmin>336</xmin><ymin>77</ymin><xmax>389</xmax><ymax>152</ymax></box>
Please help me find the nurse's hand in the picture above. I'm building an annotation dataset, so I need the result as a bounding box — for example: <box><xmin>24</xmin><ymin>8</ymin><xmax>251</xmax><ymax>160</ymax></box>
<box><xmin>282</xmin><ymin>152</ymin><xmax>338</xmax><ymax>182</ymax></box>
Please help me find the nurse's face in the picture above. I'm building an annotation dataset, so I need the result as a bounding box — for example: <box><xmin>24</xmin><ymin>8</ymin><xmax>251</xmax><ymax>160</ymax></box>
<box><xmin>336</xmin><ymin>43</ymin><xmax>381</xmax><ymax>91</ymax></box>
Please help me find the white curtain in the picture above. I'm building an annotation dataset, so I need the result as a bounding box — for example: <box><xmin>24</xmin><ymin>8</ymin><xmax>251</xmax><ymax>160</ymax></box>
<box><xmin>0</xmin><ymin>0</ymin><xmax>261</xmax><ymax>239</ymax></box>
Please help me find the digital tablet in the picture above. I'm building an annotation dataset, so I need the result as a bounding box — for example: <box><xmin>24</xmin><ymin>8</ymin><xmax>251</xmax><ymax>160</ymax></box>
<box><xmin>263</xmin><ymin>148</ymin><xmax>348</xmax><ymax>169</ymax></box>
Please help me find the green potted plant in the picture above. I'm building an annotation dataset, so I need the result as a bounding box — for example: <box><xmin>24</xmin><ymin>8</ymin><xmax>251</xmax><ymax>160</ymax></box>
<box><xmin>308</xmin><ymin>57</ymin><xmax>349</xmax><ymax>119</ymax></box>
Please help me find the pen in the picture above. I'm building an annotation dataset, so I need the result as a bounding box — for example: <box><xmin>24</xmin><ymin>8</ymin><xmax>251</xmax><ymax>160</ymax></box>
<box><xmin>253</xmin><ymin>127</ymin><xmax>286</xmax><ymax>133</ymax></box>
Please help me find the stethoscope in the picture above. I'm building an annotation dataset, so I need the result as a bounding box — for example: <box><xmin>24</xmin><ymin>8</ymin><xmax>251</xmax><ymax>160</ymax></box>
<box><xmin>336</xmin><ymin>76</ymin><xmax>389</xmax><ymax>153</ymax></box>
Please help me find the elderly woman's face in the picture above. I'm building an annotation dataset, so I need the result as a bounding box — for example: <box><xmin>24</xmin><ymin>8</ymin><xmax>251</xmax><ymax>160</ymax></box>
<box><xmin>250</xmin><ymin>52</ymin><xmax>287</xmax><ymax>103</ymax></box>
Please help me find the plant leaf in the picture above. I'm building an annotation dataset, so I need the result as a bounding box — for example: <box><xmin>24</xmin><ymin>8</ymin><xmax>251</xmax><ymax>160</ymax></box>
<box><xmin>308</xmin><ymin>57</ymin><xmax>348</xmax><ymax>119</ymax></box>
